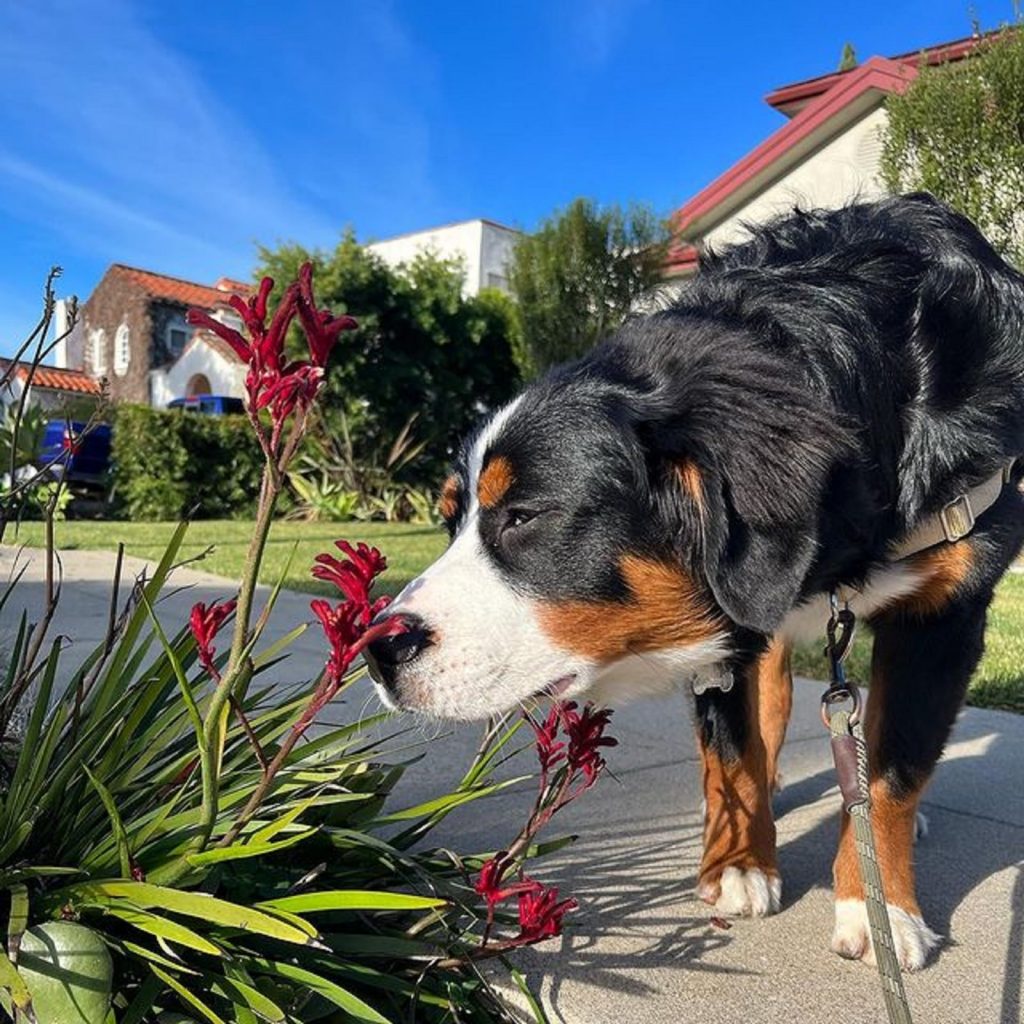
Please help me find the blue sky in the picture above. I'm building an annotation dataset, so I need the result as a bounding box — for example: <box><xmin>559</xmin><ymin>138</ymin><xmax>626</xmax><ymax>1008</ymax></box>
<box><xmin>0</xmin><ymin>0</ymin><xmax>1015</xmax><ymax>357</ymax></box>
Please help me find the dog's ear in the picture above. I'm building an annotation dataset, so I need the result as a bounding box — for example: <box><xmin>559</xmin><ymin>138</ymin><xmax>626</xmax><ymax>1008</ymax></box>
<box><xmin>636</xmin><ymin>332</ymin><xmax>852</xmax><ymax>633</ymax></box>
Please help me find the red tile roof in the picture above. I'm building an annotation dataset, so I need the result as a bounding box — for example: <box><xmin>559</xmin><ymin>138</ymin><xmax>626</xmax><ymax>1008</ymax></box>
<box><xmin>109</xmin><ymin>264</ymin><xmax>252</xmax><ymax>310</ymax></box>
<box><xmin>765</xmin><ymin>32</ymin><xmax>991</xmax><ymax>115</ymax></box>
<box><xmin>669</xmin><ymin>31</ymin><xmax>1006</xmax><ymax>253</ymax></box>
<box><xmin>0</xmin><ymin>360</ymin><xmax>101</xmax><ymax>395</ymax></box>
<box><xmin>674</xmin><ymin>57</ymin><xmax>915</xmax><ymax>238</ymax></box>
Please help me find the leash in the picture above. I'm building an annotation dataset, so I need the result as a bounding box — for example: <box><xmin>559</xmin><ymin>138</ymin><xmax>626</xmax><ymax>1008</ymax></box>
<box><xmin>821</xmin><ymin>593</ymin><xmax>914</xmax><ymax>1024</ymax></box>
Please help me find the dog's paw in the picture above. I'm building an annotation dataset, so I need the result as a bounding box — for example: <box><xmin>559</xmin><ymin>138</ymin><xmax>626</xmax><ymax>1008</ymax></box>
<box><xmin>698</xmin><ymin>866</ymin><xmax>781</xmax><ymax>918</ymax></box>
<box><xmin>831</xmin><ymin>899</ymin><xmax>940</xmax><ymax>971</ymax></box>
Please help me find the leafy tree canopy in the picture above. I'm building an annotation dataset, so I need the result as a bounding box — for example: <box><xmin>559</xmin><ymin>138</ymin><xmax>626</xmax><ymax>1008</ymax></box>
<box><xmin>880</xmin><ymin>23</ymin><xmax>1024</xmax><ymax>266</ymax></box>
<box><xmin>508</xmin><ymin>198</ymin><xmax>669</xmax><ymax>377</ymax></box>
<box><xmin>255</xmin><ymin>232</ymin><xmax>520</xmax><ymax>482</ymax></box>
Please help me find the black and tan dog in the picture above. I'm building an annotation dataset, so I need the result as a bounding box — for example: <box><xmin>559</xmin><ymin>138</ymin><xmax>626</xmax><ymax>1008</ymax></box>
<box><xmin>365</xmin><ymin>193</ymin><xmax>1024</xmax><ymax>970</ymax></box>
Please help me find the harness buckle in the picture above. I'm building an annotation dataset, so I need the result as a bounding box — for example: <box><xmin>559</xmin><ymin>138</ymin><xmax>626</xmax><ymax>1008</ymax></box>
<box><xmin>939</xmin><ymin>493</ymin><xmax>975</xmax><ymax>543</ymax></box>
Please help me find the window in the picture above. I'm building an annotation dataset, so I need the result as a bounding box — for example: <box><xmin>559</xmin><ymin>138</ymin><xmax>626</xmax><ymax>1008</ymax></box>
<box><xmin>114</xmin><ymin>323</ymin><xmax>131</xmax><ymax>376</ymax></box>
<box><xmin>91</xmin><ymin>329</ymin><xmax>107</xmax><ymax>374</ymax></box>
<box><xmin>486</xmin><ymin>272</ymin><xmax>509</xmax><ymax>292</ymax></box>
<box><xmin>167</xmin><ymin>325</ymin><xmax>188</xmax><ymax>356</ymax></box>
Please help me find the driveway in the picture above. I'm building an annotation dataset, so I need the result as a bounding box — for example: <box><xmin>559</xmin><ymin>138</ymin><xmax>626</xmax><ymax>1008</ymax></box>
<box><xmin>2</xmin><ymin>545</ymin><xmax>1021</xmax><ymax>1024</ymax></box>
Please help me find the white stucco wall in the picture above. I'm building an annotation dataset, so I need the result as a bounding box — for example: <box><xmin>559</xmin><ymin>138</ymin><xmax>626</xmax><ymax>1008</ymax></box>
<box><xmin>701</xmin><ymin>105</ymin><xmax>890</xmax><ymax>251</ymax></box>
<box><xmin>149</xmin><ymin>339</ymin><xmax>246</xmax><ymax>408</ymax></box>
<box><xmin>368</xmin><ymin>219</ymin><xmax>519</xmax><ymax>296</ymax></box>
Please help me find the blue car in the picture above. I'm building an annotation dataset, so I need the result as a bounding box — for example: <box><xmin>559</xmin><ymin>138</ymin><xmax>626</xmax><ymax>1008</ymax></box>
<box><xmin>36</xmin><ymin>420</ymin><xmax>112</xmax><ymax>490</ymax></box>
<box><xmin>168</xmin><ymin>395</ymin><xmax>245</xmax><ymax>415</ymax></box>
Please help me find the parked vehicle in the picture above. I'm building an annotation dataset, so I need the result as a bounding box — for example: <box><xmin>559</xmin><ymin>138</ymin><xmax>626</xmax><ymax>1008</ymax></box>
<box><xmin>36</xmin><ymin>420</ymin><xmax>112</xmax><ymax>490</ymax></box>
<box><xmin>168</xmin><ymin>394</ymin><xmax>245</xmax><ymax>415</ymax></box>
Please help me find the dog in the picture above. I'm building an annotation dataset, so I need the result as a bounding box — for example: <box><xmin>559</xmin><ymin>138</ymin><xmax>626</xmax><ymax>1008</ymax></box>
<box><xmin>365</xmin><ymin>193</ymin><xmax>1024</xmax><ymax>971</ymax></box>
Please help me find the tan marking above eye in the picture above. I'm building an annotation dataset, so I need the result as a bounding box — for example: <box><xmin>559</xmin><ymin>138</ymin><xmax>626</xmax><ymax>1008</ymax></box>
<box><xmin>438</xmin><ymin>474</ymin><xmax>461</xmax><ymax>521</ymax></box>
<box><xmin>676</xmin><ymin>459</ymin><xmax>706</xmax><ymax>516</ymax></box>
<box><xmin>536</xmin><ymin>555</ymin><xmax>725</xmax><ymax>661</ymax></box>
<box><xmin>478</xmin><ymin>455</ymin><xmax>515</xmax><ymax>509</ymax></box>
<box><xmin>898</xmin><ymin>540</ymin><xmax>973</xmax><ymax>617</ymax></box>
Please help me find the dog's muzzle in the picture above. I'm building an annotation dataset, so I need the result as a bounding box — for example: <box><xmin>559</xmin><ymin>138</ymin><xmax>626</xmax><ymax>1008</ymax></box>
<box><xmin>364</xmin><ymin>614</ymin><xmax>432</xmax><ymax>691</ymax></box>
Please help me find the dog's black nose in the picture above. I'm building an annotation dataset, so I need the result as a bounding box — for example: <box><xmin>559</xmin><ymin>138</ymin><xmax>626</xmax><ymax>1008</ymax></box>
<box><xmin>364</xmin><ymin>616</ymin><xmax>431</xmax><ymax>688</ymax></box>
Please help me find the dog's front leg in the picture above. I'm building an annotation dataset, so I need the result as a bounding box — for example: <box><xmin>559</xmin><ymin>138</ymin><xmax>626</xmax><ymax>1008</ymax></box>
<box><xmin>695</xmin><ymin>637</ymin><xmax>792</xmax><ymax>917</ymax></box>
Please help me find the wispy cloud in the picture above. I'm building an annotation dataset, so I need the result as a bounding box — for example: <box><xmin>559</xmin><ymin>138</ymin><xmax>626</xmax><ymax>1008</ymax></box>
<box><xmin>0</xmin><ymin>0</ymin><xmax>443</xmax><ymax>298</ymax></box>
<box><xmin>0</xmin><ymin>0</ymin><xmax>337</xmax><ymax>276</ymax></box>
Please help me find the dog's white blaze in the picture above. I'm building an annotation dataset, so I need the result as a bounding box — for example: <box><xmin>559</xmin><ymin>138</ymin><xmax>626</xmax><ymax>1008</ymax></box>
<box><xmin>385</xmin><ymin>511</ymin><xmax>593</xmax><ymax>719</ymax></box>
<box><xmin>779</xmin><ymin>562</ymin><xmax>926</xmax><ymax>645</ymax></box>
<box><xmin>464</xmin><ymin>396</ymin><xmax>523</xmax><ymax>518</ymax></box>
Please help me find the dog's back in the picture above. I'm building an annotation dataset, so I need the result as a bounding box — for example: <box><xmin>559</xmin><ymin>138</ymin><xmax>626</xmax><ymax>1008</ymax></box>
<box><xmin>658</xmin><ymin>193</ymin><xmax>1024</xmax><ymax>529</ymax></box>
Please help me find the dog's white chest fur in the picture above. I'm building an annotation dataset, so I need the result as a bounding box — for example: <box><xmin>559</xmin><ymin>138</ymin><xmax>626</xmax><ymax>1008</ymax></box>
<box><xmin>779</xmin><ymin>562</ymin><xmax>925</xmax><ymax>646</ymax></box>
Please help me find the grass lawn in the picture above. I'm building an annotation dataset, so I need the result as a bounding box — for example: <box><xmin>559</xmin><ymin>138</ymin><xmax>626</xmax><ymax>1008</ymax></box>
<box><xmin>9</xmin><ymin>519</ymin><xmax>448</xmax><ymax>599</ymax></box>
<box><xmin>9</xmin><ymin>518</ymin><xmax>1024</xmax><ymax>712</ymax></box>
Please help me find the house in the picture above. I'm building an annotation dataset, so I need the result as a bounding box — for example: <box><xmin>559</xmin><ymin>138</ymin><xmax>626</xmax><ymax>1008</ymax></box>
<box><xmin>665</xmin><ymin>33</ymin><xmax>987</xmax><ymax>277</ymax></box>
<box><xmin>367</xmin><ymin>218</ymin><xmax>520</xmax><ymax>295</ymax></box>
<box><xmin>0</xmin><ymin>359</ymin><xmax>101</xmax><ymax>414</ymax></box>
<box><xmin>55</xmin><ymin>265</ymin><xmax>251</xmax><ymax>408</ymax></box>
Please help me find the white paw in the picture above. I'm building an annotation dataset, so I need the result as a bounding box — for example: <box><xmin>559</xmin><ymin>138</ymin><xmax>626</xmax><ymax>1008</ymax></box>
<box><xmin>699</xmin><ymin>866</ymin><xmax>782</xmax><ymax>918</ymax></box>
<box><xmin>831</xmin><ymin>899</ymin><xmax>941</xmax><ymax>971</ymax></box>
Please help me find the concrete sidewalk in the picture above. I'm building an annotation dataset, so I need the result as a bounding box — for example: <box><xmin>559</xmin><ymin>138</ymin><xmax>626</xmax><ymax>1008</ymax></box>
<box><xmin>2</xmin><ymin>546</ymin><xmax>1022</xmax><ymax>1024</ymax></box>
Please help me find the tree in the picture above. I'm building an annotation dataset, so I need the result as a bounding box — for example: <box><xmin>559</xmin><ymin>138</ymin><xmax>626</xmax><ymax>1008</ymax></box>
<box><xmin>508</xmin><ymin>198</ymin><xmax>669</xmax><ymax>377</ymax></box>
<box><xmin>880</xmin><ymin>25</ymin><xmax>1024</xmax><ymax>266</ymax></box>
<box><xmin>255</xmin><ymin>232</ymin><xmax>520</xmax><ymax>482</ymax></box>
<box><xmin>838</xmin><ymin>42</ymin><xmax>858</xmax><ymax>71</ymax></box>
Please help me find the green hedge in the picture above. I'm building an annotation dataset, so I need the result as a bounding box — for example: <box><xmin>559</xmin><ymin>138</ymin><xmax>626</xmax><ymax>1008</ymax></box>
<box><xmin>112</xmin><ymin>405</ymin><xmax>263</xmax><ymax>520</ymax></box>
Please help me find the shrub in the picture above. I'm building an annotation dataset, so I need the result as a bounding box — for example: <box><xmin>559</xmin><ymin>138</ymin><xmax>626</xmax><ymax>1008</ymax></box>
<box><xmin>1</xmin><ymin>265</ymin><xmax>608</xmax><ymax>1022</ymax></box>
<box><xmin>880</xmin><ymin>22</ymin><xmax>1024</xmax><ymax>267</ymax></box>
<box><xmin>112</xmin><ymin>406</ymin><xmax>263</xmax><ymax>520</ymax></box>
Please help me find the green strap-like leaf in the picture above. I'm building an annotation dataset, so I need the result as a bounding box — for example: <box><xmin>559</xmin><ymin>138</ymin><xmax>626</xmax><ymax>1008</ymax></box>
<box><xmin>6</xmin><ymin>883</ymin><xmax>27</xmax><ymax>962</ymax></box>
<box><xmin>105</xmin><ymin>906</ymin><xmax>222</xmax><ymax>956</ymax></box>
<box><xmin>257</xmin><ymin>891</ymin><xmax>445</xmax><ymax>914</ymax></box>
<box><xmin>149</xmin><ymin>963</ymin><xmax>226</xmax><ymax>1024</ymax></box>
<box><xmin>245</xmin><ymin>957</ymin><xmax>389</xmax><ymax>1024</ymax></box>
<box><xmin>43</xmin><ymin>881</ymin><xmax>318</xmax><ymax>945</ymax></box>
<box><xmin>84</xmin><ymin>766</ymin><xmax>133</xmax><ymax>878</ymax></box>
<box><xmin>199</xmin><ymin>970</ymin><xmax>285</xmax><ymax>1023</ymax></box>
<box><xmin>0</xmin><ymin>946</ymin><xmax>33</xmax><ymax>1020</ymax></box>
<box><xmin>185</xmin><ymin>828</ymin><xmax>317</xmax><ymax>868</ymax></box>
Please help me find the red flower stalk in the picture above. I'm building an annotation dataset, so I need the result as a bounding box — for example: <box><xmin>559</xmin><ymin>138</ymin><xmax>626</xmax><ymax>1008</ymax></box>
<box><xmin>465</xmin><ymin>701</ymin><xmax>616</xmax><ymax>960</ymax></box>
<box><xmin>516</xmin><ymin>882</ymin><xmax>577</xmax><ymax>943</ymax></box>
<box><xmin>189</xmin><ymin>598</ymin><xmax>237</xmax><ymax>677</ymax></box>
<box><xmin>561</xmin><ymin>702</ymin><xmax>618</xmax><ymax>787</ymax></box>
<box><xmin>311</xmin><ymin>541</ymin><xmax>391</xmax><ymax>621</ymax></box>
<box><xmin>310</xmin><ymin>541</ymin><xmax>406</xmax><ymax>694</ymax></box>
<box><xmin>474</xmin><ymin>855</ymin><xmax>544</xmax><ymax>932</ymax></box>
<box><xmin>527</xmin><ymin>704</ymin><xmax>567</xmax><ymax>775</ymax></box>
<box><xmin>185</xmin><ymin>263</ymin><xmax>356</xmax><ymax>442</ymax></box>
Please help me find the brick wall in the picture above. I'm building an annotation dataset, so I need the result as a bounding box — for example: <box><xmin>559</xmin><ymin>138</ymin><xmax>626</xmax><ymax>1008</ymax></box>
<box><xmin>80</xmin><ymin>269</ymin><xmax>153</xmax><ymax>404</ymax></box>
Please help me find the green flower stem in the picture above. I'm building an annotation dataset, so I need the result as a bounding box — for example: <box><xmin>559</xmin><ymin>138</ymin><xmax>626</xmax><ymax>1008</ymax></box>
<box><xmin>187</xmin><ymin>406</ymin><xmax>311</xmax><ymax>861</ymax></box>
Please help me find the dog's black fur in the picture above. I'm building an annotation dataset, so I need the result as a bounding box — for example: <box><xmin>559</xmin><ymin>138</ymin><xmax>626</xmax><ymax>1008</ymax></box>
<box><xmin>479</xmin><ymin>193</ymin><xmax>1024</xmax><ymax>785</ymax></box>
<box><xmin>372</xmin><ymin>195</ymin><xmax>1024</xmax><ymax>952</ymax></box>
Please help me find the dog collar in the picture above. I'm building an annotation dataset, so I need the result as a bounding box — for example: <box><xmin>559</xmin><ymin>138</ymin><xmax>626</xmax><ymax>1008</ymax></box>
<box><xmin>889</xmin><ymin>458</ymin><xmax>1016</xmax><ymax>561</ymax></box>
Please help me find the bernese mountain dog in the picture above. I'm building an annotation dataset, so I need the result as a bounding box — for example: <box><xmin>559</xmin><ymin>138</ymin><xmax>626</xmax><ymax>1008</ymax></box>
<box><xmin>365</xmin><ymin>193</ymin><xmax>1024</xmax><ymax>971</ymax></box>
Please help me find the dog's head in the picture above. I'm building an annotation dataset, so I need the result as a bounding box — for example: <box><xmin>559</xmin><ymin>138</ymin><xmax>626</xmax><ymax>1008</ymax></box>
<box><xmin>365</xmin><ymin>316</ymin><xmax>848</xmax><ymax>719</ymax></box>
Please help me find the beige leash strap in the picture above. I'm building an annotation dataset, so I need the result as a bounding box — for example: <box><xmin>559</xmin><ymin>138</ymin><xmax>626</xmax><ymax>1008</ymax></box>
<box><xmin>821</xmin><ymin>593</ymin><xmax>913</xmax><ymax>1024</ymax></box>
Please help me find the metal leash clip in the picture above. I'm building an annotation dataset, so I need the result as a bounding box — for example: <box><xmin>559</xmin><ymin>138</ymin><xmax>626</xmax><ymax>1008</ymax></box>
<box><xmin>820</xmin><ymin>590</ymin><xmax>861</xmax><ymax>729</ymax></box>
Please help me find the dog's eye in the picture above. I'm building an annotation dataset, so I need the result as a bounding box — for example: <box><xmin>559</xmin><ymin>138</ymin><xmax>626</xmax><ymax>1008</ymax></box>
<box><xmin>505</xmin><ymin>508</ymin><xmax>540</xmax><ymax>531</ymax></box>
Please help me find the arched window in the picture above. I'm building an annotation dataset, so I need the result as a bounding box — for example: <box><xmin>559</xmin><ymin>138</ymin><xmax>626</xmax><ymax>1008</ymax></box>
<box><xmin>92</xmin><ymin>329</ymin><xmax>107</xmax><ymax>374</ymax></box>
<box><xmin>114</xmin><ymin>323</ymin><xmax>131</xmax><ymax>377</ymax></box>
